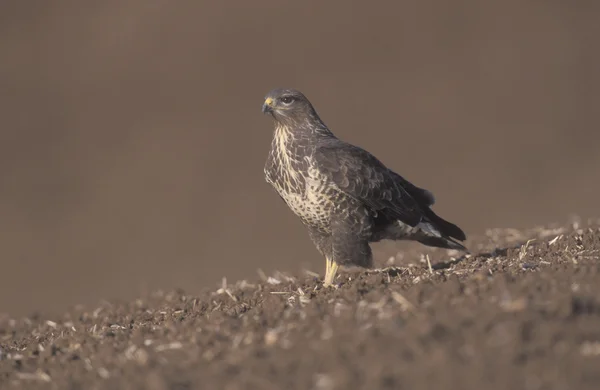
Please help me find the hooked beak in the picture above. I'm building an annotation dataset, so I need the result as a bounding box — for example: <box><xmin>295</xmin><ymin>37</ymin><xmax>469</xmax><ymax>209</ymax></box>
<box><xmin>262</xmin><ymin>97</ymin><xmax>274</xmax><ymax>114</ymax></box>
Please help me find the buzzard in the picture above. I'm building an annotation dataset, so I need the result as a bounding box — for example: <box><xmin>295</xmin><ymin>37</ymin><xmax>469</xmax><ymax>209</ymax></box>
<box><xmin>262</xmin><ymin>88</ymin><xmax>467</xmax><ymax>287</ymax></box>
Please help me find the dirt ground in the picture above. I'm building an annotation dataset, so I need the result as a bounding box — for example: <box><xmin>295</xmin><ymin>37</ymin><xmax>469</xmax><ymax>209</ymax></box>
<box><xmin>2</xmin><ymin>218</ymin><xmax>599</xmax><ymax>389</ymax></box>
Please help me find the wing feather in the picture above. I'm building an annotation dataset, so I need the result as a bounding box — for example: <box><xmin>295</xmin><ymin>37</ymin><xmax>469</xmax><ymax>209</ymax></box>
<box><xmin>315</xmin><ymin>141</ymin><xmax>424</xmax><ymax>227</ymax></box>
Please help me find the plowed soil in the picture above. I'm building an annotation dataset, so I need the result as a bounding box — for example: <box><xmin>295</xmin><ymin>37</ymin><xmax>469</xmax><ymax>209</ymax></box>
<box><xmin>2</xmin><ymin>219</ymin><xmax>600</xmax><ymax>390</ymax></box>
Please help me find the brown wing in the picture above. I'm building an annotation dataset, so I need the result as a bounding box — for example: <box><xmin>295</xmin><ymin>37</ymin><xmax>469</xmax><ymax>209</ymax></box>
<box><xmin>389</xmin><ymin>171</ymin><xmax>436</xmax><ymax>206</ymax></box>
<box><xmin>314</xmin><ymin>141</ymin><xmax>424</xmax><ymax>227</ymax></box>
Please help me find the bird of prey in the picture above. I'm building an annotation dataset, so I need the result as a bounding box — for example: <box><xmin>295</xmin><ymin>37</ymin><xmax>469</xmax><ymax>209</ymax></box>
<box><xmin>261</xmin><ymin>88</ymin><xmax>467</xmax><ymax>287</ymax></box>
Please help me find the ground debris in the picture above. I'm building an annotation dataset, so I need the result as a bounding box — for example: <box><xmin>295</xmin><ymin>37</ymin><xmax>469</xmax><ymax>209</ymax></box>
<box><xmin>1</xmin><ymin>220</ymin><xmax>600</xmax><ymax>389</ymax></box>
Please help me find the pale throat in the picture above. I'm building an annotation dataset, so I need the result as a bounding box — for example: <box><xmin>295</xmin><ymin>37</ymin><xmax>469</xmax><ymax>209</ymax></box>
<box><xmin>272</xmin><ymin>123</ymin><xmax>301</xmax><ymax>184</ymax></box>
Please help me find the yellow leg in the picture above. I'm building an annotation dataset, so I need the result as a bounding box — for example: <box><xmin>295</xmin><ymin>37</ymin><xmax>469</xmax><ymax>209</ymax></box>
<box><xmin>323</xmin><ymin>257</ymin><xmax>339</xmax><ymax>288</ymax></box>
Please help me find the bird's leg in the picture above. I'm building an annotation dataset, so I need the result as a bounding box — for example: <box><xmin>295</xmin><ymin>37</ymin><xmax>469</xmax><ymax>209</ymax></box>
<box><xmin>323</xmin><ymin>257</ymin><xmax>339</xmax><ymax>288</ymax></box>
<box><xmin>323</xmin><ymin>212</ymin><xmax>373</xmax><ymax>289</ymax></box>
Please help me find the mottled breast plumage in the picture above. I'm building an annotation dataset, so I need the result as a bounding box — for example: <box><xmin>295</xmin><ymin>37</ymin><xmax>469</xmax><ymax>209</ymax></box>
<box><xmin>264</xmin><ymin>125</ymin><xmax>342</xmax><ymax>231</ymax></box>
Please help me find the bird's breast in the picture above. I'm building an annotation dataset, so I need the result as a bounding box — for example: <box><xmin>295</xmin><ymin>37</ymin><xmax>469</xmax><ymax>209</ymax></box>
<box><xmin>264</xmin><ymin>142</ymin><xmax>338</xmax><ymax>229</ymax></box>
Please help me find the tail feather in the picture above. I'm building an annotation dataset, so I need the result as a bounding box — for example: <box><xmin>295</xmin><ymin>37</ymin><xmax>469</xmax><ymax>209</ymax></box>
<box><xmin>424</xmin><ymin>208</ymin><xmax>467</xmax><ymax>241</ymax></box>
<box><xmin>417</xmin><ymin>235</ymin><xmax>467</xmax><ymax>251</ymax></box>
<box><xmin>416</xmin><ymin>208</ymin><xmax>468</xmax><ymax>251</ymax></box>
<box><xmin>373</xmin><ymin>207</ymin><xmax>468</xmax><ymax>252</ymax></box>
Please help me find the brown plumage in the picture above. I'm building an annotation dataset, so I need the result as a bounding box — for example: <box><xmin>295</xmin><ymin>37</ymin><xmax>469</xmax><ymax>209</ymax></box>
<box><xmin>262</xmin><ymin>88</ymin><xmax>467</xmax><ymax>286</ymax></box>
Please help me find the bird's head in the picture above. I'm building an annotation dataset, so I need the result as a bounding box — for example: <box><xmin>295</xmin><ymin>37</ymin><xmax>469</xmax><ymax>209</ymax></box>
<box><xmin>261</xmin><ymin>88</ymin><xmax>317</xmax><ymax>125</ymax></box>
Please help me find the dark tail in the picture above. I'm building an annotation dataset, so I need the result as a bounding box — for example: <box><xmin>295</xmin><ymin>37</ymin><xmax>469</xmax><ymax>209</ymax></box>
<box><xmin>419</xmin><ymin>208</ymin><xmax>468</xmax><ymax>251</ymax></box>
<box><xmin>425</xmin><ymin>208</ymin><xmax>466</xmax><ymax>241</ymax></box>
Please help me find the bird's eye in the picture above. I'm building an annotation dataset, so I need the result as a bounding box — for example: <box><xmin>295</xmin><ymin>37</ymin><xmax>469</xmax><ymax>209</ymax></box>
<box><xmin>280</xmin><ymin>96</ymin><xmax>294</xmax><ymax>104</ymax></box>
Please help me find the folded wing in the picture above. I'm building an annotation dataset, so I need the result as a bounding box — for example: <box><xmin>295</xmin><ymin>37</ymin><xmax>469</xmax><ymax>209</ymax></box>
<box><xmin>314</xmin><ymin>141</ymin><xmax>425</xmax><ymax>227</ymax></box>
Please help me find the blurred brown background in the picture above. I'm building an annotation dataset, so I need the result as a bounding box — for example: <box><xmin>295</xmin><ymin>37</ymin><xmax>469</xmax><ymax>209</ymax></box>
<box><xmin>1</xmin><ymin>1</ymin><xmax>598</xmax><ymax>317</ymax></box>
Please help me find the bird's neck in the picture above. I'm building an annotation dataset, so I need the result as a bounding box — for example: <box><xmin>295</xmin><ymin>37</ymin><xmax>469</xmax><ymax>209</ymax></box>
<box><xmin>272</xmin><ymin>123</ymin><xmax>306</xmax><ymax>156</ymax></box>
<box><xmin>273</xmin><ymin>114</ymin><xmax>335</xmax><ymax>144</ymax></box>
